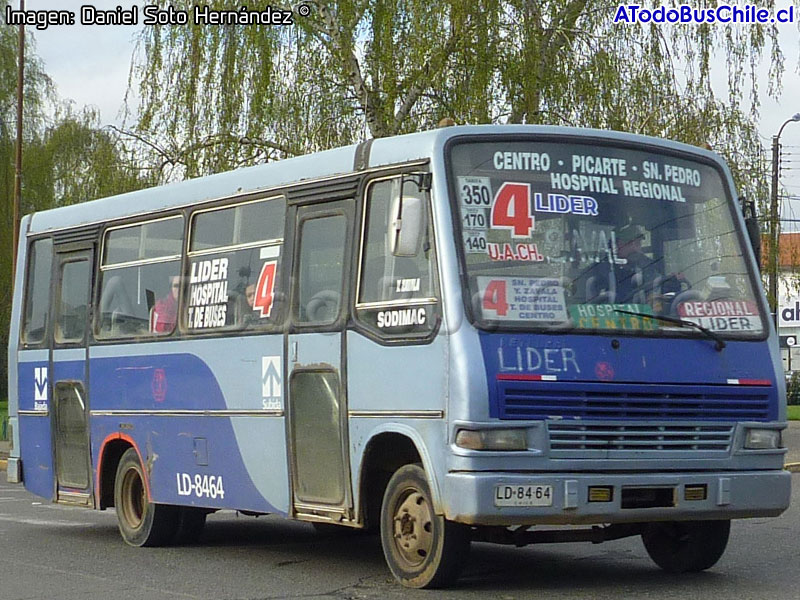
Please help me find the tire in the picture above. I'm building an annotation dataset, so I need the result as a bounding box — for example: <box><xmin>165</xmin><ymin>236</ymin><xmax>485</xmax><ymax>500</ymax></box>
<box><xmin>173</xmin><ymin>507</ymin><xmax>208</xmax><ymax>545</ymax></box>
<box><xmin>114</xmin><ymin>448</ymin><xmax>178</xmax><ymax>547</ymax></box>
<box><xmin>380</xmin><ymin>464</ymin><xmax>470</xmax><ymax>588</ymax></box>
<box><xmin>641</xmin><ymin>520</ymin><xmax>731</xmax><ymax>573</ymax></box>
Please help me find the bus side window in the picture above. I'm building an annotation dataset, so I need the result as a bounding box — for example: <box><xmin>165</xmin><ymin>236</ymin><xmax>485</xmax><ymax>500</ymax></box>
<box><xmin>358</xmin><ymin>178</ymin><xmax>435</xmax><ymax>305</ymax></box>
<box><xmin>186</xmin><ymin>196</ymin><xmax>286</xmax><ymax>332</ymax></box>
<box><xmin>353</xmin><ymin>176</ymin><xmax>439</xmax><ymax>340</ymax></box>
<box><xmin>55</xmin><ymin>260</ymin><xmax>90</xmax><ymax>344</ymax></box>
<box><xmin>296</xmin><ymin>215</ymin><xmax>347</xmax><ymax>325</ymax></box>
<box><xmin>96</xmin><ymin>216</ymin><xmax>183</xmax><ymax>339</ymax></box>
<box><xmin>21</xmin><ymin>238</ymin><xmax>54</xmax><ymax>345</ymax></box>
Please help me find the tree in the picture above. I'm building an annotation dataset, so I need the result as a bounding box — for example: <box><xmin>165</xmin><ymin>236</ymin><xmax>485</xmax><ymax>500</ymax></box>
<box><xmin>1</xmin><ymin>1</ymin><xmax>154</xmax><ymax>398</ymax></box>
<box><xmin>0</xmin><ymin>4</ymin><xmax>55</xmax><ymax>400</ymax></box>
<box><xmin>129</xmin><ymin>0</ymin><xmax>796</xmax><ymax>196</ymax></box>
<box><xmin>23</xmin><ymin>106</ymin><xmax>156</xmax><ymax>212</ymax></box>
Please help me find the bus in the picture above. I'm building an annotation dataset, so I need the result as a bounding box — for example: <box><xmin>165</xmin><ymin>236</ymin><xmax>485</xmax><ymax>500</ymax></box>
<box><xmin>6</xmin><ymin>125</ymin><xmax>790</xmax><ymax>588</ymax></box>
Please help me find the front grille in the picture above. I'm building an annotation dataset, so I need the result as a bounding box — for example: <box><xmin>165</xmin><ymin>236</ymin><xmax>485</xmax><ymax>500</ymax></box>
<box><xmin>497</xmin><ymin>381</ymin><xmax>771</xmax><ymax>421</ymax></box>
<box><xmin>548</xmin><ymin>422</ymin><xmax>734</xmax><ymax>453</ymax></box>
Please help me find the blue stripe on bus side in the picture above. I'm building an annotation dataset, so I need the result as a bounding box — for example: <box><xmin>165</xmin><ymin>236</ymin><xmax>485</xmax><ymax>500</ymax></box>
<box><xmin>88</xmin><ymin>352</ymin><xmax>283</xmax><ymax>513</ymax></box>
<box><xmin>18</xmin><ymin>413</ymin><xmax>54</xmax><ymax>500</ymax></box>
<box><xmin>91</xmin><ymin>415</ymin><xmax>281</xmax><ymax>514</ymax></box>
<box><xmin>17</xmin><ymin>352</ymin><xmax>286</xmax><ymax>515</ymax></box>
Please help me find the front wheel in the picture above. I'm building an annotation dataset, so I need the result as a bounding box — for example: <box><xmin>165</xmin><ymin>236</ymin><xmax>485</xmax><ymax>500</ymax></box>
<box><xmin>641</xmin><ymin>520</ymin><xmax>731</xmax><ymax>573</ymax></box>
<box><xmin>380</xmin><ymin>464</ymin><xmax>470</xmax><ymax>588</ymax></box>
<box><xmin>114</xmin><ymin>448</ymin><xmax>178</xmax><ymax>547</ymax></box>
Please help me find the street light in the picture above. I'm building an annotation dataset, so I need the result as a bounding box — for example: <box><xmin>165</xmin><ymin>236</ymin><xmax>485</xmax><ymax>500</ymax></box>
<box><xmin>769</xmin><ymin>112</ymin><xmax>800</xmax><ymax>323</ymax></box>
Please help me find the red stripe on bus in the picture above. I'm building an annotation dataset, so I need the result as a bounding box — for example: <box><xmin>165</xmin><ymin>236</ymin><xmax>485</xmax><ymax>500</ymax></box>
<box><xmin>497</xmin><ymin>374</ymin><xmax>548</xmax><ymax>381</ymax></box>
<box><xmin>736</xmin><ymin>379</ymin><xmax>772</xmax><ymax>386</ymax></box>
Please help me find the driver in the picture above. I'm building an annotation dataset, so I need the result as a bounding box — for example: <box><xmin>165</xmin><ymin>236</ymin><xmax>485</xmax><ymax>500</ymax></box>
<box><xmin>614</xmin><ymin>223</ymin><xmax>656</xmax><ymax>303</ymax></box>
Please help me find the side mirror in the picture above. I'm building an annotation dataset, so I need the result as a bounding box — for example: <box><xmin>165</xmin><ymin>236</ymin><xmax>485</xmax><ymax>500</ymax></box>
<box><xmin>390</xmin><ymin>194</ymin><xmax>425</xmax><ymax>257</ymax></box>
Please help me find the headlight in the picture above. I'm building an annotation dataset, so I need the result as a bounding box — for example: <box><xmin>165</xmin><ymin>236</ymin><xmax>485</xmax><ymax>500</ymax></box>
<box><xmin>744</xmin><ymin>428</ymin><xmax>782</xmax><ymax>450</ymax></box>
<box><xmin>455</xmin><ymin>428</ymin><xmax>527</xmax><ymax>451</ymax></box>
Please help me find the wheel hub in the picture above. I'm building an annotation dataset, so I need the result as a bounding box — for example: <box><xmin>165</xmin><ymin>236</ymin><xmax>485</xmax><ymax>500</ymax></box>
<box><xmin>392</xmin><ymin>491</ymin><xmax>433</xmax><ymax>566</ymax></box>
<box><xmin>121</xmin><ymin>467</ymin><xmax>145</xmax><ymax>529</ymax></box>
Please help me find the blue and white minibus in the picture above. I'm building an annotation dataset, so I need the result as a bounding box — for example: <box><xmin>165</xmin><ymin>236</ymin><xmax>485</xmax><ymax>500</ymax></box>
<box><xmin>7</xmin><ymin>125</ymin><xmax>790</xmax><ymax>588</ymax></box>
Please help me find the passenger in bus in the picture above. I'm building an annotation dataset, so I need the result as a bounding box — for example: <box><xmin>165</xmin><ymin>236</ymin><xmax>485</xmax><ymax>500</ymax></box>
<box><xmin>151</xmin><ymin>275</ymin><xmax>180</xmax><ymax>333</ymax></box>
<box><xmin>240</xmin><ymin>283</ymin><xmax>261</xmax><ymax>327</ymax></box>
<box><xmin>245</xmin><ymin>283</ymin><xmax>256</xmax><ymax>308</ymax></box>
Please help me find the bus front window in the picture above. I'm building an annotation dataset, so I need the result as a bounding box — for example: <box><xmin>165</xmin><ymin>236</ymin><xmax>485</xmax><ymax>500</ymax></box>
<box><xmin>448</xmin><ymin>140</ymin><xmax>766</xmax><ymax>338</ymax></box>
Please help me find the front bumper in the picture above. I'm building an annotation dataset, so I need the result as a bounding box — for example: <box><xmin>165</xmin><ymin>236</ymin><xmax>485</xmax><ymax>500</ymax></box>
<box><xmin>444</xmin><ymin>469</ymin><xmax>791</xmax><ymax>526</ymax></box>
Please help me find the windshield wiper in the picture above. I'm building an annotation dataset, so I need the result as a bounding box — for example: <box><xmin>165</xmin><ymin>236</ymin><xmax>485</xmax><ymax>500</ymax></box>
<box><xmin>613</xmin><ymin>309</ymin><xmax>726</xmax><ymax>352</ymax></box>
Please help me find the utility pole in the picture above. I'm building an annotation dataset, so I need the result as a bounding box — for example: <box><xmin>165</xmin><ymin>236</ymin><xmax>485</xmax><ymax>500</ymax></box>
<box><xmin>771</xmin><ymin>113</ymin><xmax>800</xmax><ymax>327</ymax></box>
<box><xmin>12</xmin><ymin>0</ymin><xmax>25</xmax><ymax>286</ymax></box>
<box><xmin>770</xmin><ymin>134</ymin><xmax>780</xmax><ymax>318</ymax></box>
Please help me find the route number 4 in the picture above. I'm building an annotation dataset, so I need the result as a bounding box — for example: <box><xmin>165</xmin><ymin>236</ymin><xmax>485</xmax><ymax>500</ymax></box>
<box><xmin>254</xmin><ymin>261</ymin><xmax>277</xmax><ymax>318</ymax></box>
<box><xmin>490</xmin><ymin>183</ymin><xmax>534</xmax><ymax>238</ymax></box>
<box><xmin>482</xmin><ymin>279</ymin><xmax>509</xmax><ymax>316</ymax></box>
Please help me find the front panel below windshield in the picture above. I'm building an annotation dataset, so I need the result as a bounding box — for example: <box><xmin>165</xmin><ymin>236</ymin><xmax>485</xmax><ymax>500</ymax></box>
<box><xmin>449</xmin><ymin>139</ymin><xmax>765</xmax><ymax>338</ymax></box>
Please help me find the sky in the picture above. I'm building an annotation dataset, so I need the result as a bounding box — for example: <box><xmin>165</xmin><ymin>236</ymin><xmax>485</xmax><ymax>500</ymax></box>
<box><xmin>11</xmin><ymin>0</ymin><xmax>800</xmax><ymax>221</ymax></box>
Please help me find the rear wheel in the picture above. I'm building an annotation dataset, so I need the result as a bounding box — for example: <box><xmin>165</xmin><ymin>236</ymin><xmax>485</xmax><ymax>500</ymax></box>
<box><xmin>114</xmin><ymin>448</ymin><xmax>178</xmax><ymax>547</ymax></box>
<box><xmin>380</xmin><ymin>464</ymin><xmax>470</xmax><ymax>588</ymax></box>
<box><xmin>642</xmin><ymin>520</ymin><xmax>731</xmax><ymax>573</ymax></box>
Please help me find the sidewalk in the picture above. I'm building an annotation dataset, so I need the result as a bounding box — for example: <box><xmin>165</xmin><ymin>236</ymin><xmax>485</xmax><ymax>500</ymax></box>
<box><xmin>0</xmin><ymin>440</ymin><xmax>9</xmax><ymax>471</ymax></box>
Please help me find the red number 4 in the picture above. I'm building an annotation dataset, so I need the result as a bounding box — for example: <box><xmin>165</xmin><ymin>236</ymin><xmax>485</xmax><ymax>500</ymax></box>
<box><xmin>490</xmin><ymin>182</ymin><xmax>534</xmax><ymax>237</ymax></box>
<box><xmin>254</xmin><ymin>261</ymin><xmax>277</xmax><ymax>318</ymax></box>
<box><xmin>482</xmin><ymin>280</ymin><xmax>509</xmax><ymax>316</ymax></box>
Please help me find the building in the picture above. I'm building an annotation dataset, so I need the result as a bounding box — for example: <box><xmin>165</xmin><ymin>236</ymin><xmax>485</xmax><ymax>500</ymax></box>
<box><xmin>773</xmin><ymin>233</ymin><xmax>800</xmax><ymax>372</ymax></box>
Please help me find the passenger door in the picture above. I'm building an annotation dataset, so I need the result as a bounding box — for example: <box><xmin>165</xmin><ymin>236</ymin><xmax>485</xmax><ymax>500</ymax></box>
<box><xmin>50</xmin><ymin>247</ymin><xmax>94</xmax><ymax>505</ymax></box>
<box><xmin>287</xmin><ymin>199</ymin><xmax>354</xmax><ymax>522</ymax></box>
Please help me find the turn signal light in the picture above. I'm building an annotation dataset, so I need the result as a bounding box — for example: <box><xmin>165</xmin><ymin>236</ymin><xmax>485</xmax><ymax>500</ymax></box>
<box><xmin>588</xmin><ymin>486</ymin><xmax>613</xmax><ymax>502</ymax></box>
<box><xmin>684</xmin><ymin>485</ymin><xmax>707</xmax><ymax>501</ymax></box>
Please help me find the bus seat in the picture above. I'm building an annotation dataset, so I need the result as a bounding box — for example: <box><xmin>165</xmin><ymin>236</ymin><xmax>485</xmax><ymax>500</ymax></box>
<box><xmin>99</xmin><ymin>275</ymin><xmax>134</xmax><ymax>333</ymax></box>
<box><xmin>670</xmin><ymin>289</ymin><xmax>703</xmax><ymax>316</ymax></box>
<box><xmin>306</xmin><ymin>290</ymin><xmax>341</xmax><ymax>323</ymax></box>
<box><xmin>586</xmin><ymin>275</ymin><xmax>615</xmax><ymax>304</ymax></box>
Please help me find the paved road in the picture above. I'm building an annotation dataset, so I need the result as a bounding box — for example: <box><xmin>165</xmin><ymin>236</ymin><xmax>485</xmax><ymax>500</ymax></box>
<box><xmin>0</xmin><ymin>471</ymin><xmax>798</xmax><ymax>600</ymax></box>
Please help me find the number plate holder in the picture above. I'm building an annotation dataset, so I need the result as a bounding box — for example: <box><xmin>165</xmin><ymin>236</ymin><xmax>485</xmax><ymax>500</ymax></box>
<box><xmin>494</xmin><ymin>484</ymin><xmax>553</xmax><ymax>507</ymax></box>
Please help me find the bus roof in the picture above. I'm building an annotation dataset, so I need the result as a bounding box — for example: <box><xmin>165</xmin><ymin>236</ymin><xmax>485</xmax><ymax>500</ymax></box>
<box><xmin>27</xmin><ymin>124</ymin><xmax>725</xmax><ymax>235</ymax></box>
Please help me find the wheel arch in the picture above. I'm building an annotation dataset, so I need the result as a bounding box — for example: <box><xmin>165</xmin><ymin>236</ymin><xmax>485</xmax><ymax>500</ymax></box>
<box><xmin>96</xmin><ymin>433</ymin><xmax>147</xmax><ymax>509</ymax></box>
<box><xmin>355</xmin><ymin>424</ymin><xmax>442</xmax><ymax>530</ymax></box>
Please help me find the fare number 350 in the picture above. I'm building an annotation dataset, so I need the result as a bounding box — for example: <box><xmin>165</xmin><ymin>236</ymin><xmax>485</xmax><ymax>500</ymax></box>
<box><xmin>463</xmin><ymin>182</ymin><xmax>535</xmax><ymax>238</ymax></box>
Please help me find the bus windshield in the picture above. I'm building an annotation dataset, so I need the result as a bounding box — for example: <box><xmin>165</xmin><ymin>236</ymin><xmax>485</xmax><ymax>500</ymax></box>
<box><xmin>449</xmin><ymin>139</ymin><xmax>766</xmax><ymax>338</ymax></box>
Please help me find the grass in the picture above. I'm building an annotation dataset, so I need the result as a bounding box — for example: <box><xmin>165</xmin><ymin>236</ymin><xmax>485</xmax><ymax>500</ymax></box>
<box><xmin>789</xmin><ymin>405</ymin><xmax>800</xmax><ymax>421</ymax></box>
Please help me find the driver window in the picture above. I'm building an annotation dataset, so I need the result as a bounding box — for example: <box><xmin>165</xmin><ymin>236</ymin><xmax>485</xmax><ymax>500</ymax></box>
<box><xmin>295</xmin><ymin>215</ymin><xmax>346</xmax><ymax>325</ymax></box>
<box><xmin>358</xmin><ymin>178</ymin><xmax>435</xmax><ymax>304</ymax></box>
